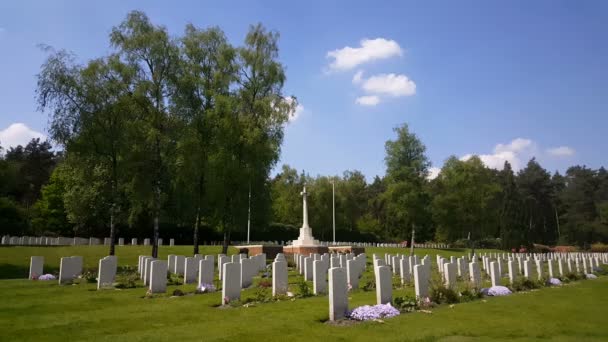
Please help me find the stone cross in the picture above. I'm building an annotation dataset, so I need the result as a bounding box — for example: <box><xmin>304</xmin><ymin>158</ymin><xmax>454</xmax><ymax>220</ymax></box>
<box><xmin>300</xmin><ymin>186</ymin><xmax>309</xmax><ymax>228</ymax></box>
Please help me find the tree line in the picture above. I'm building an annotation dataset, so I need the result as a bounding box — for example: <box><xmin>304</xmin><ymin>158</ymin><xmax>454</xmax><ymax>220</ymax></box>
<box><xmin>1</xmin><ymin>11</ymin><xmax>607</xmax><ymax>254</ymax></box>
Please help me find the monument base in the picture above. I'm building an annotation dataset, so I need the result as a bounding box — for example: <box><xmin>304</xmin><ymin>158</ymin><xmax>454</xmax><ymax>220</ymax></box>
<box><xmin>234</xmin><ymin>245</ymin><xmax>283</xmax><ymax>259</ymax></box>
<box><xmin>282</xmin><ymin>245</ymin><xmax>329</xmax><ymax>257</ymax></box>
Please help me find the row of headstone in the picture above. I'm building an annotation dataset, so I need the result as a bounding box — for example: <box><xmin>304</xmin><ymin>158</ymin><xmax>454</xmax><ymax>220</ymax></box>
<box><xmin>2</xmin><ymin>235</ymin><xmax>175</xmax><ymax>246</ymax></box>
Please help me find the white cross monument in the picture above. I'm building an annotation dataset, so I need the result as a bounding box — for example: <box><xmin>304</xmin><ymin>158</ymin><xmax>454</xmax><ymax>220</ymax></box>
<box><xmin>292</xmin><ymin>186</ymin><xmax>320</xmax><ymax>247</ymax></box>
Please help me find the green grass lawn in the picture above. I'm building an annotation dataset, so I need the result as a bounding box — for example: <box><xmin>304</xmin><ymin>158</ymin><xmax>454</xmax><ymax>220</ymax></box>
<box><xmin>1</xmin><ymin>246</ymin><xmax>607</xmax><ymax>341</ymax></box>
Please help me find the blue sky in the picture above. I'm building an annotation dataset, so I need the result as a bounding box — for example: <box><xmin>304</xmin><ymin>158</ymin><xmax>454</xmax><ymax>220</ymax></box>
<box><xmin>1</xmin><ymin>1</ymin><xmax>607</xmax><ymax>180</ymax></box>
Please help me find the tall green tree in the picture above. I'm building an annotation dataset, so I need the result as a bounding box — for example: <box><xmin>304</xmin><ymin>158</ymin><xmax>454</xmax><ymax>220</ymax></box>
<box><xmin>173</xmin><ymin>24</ymin><xmax>237</xmax><ymax>254</ymax></box>
<box><xmin>382</xmin><ymin>123</ymin><xmax>432</xmax><ymax>241</ymax></box>
<box><xmin>110</xmin><ymin>11</ymin><xmax>179</xmax><ymax>258</ymax></box>
<box><xmin>497</xmin><ymin>161</ymin><xmax>526</xmax><ymax>249</ymax></box>
<box><xmin>37</xmin><ymin>49</ymin><xmax>135</xmax><ymax>255</ymax></box>
<box><xmin>517</xmin><ymin>158</ymin><xmax>558</xmax><ymax>245</ymax></box>
<box><xmin>432</xmin><ymin>156</ymin><xmax>501</xmax><ymax>243</ymax></box>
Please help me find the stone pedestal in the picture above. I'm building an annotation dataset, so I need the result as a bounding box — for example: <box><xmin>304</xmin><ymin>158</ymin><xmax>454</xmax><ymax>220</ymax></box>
<box><xmin>282</xmin><ymin>245</ymin><xmax>329</xmax><ymax>258</ymax></box>
<box><xmin>234</xmin><ymin>245</ymin><xmax>283</xmax><ymax>260</ymax></box>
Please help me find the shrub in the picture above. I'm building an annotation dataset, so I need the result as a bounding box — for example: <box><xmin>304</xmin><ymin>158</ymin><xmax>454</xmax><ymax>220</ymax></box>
<box><xmin>590</xmin><ymin>243</ymin><xmax>608</xmax><ymax>253</ymax></box>
<box><xmin>477</xmin><ymin>238</ymin><xmax>501</xmax><ymax>249</ymax></box>
<box><xmin>167</xmin><ymin>273</ymin><xmax>183</xmax><ymax>286</ymax></box>
<box><xmin>594</xmin><ymin>266</ymin><xmax>608</xmax><ymax>276</ymax></box>
<box><xmin>564</xmin><ymin>272</ymin><xmax>582</xmax><ymax>281</ymax></box>
<box><xmin>459</xmin><ymin>288</ymin><xmax>483</xmax><ymax>302</ymax></box>
<box><xmin>393</xmin><ymin>295</ymin><xmax>419</xmax><ymax>312</ymax></box>
<box><xmin>114</xmin><ymin>267</ymin><xmax>140</xmax><ymax>289</ymax></box>
<box><xmin>243</xmin><ymin>287</ymin><xmax>273</xmax><ymax>304</ymax></box>
<box><xmin>451</xmin><ymin>239</ymin><xmax>470</xmax><ymax>248</ymax></box>
<box><xmin>532</xmin><ymin>244</ymin><xmax>552</xmax><ymax>253</ymax></box>
<box><xmin>362</xmin><ymin>279</ymin><xmax>375</xmax><ymax>292</ymax></box>
<box><xmin>296</xmin><ymin>279</ymin><xmax>312</xmax><ymax>298</ymax></box>
<box><xmin>554</xmin><ymin>246</ymin><xmax>578</xmax><ymax>252</ymax></box>
<box><xmin>81</xmin><ymin>270</ymin><xmax>97</xmax><ymax>283</ymax></box>
<box><xmin>509</xmin><ymin>277</ymin><xmax>541</xmax><ymax>292</ymax></box>
<box><xmin>429</xmin><ymin>285</ymin><xmax>459</xmax><ymax>304</ymax></box>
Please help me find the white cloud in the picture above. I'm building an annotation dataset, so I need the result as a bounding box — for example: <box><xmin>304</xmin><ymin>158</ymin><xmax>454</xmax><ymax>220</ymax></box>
<box><xmin>352</xmin><ymin>70</ymin><xmax>364</xmax><ymax>84</ymax></box>
<box><xmin>427</xmin><ymin>167</ymin><xmax>441</xmax><ymax>180</ymax></box>
<box><xmin>360</xmin><ymin>73</ymin><xmax>416</xmax><ymax>97</ymax></box>
<box><xmin>460</xmin><ymin>138</ymin><xmax>537</xmax><ymax>170</ymax></box>
<box><xmin>0</xmin><ymin>123</ymin><xmax>46</xmax><ymax>149</ymax></box>
<box><xmin>547</xmin><ymin>146</ymin><xmax>575</xmax><ymax>157</ymax></box>
<box><xmin>326</xmin><ymin>38</ymin><xmax>403</xmax><ymax>71</ymax></box>
<box><xmin>355</xmin><ymin>95</ymin><xmax>380</xmax><ymax>106</ymax></box>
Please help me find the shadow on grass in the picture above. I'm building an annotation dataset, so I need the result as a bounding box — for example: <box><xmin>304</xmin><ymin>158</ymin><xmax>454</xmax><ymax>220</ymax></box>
<box><xmin>0</xmin><ymin>263</ymin><xmax>59</xmax><ymax>279</ymax></box>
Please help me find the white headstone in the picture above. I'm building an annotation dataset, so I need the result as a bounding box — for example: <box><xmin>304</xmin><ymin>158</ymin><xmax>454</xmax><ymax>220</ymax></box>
<box><xmin>346</xmin><ymin>259</ymin><xmax>358</xmax><ymax>290</ymax></box>
<box><xmin>222</xmin><ymin>262</ymin><xmax>241</xmax><ymax>304</ymax></box>
<box><xmin>167</xmin><ymin>255</ymin><xmax>176</xmax><ymax>274</ymax></box>
<box><xmin>469</xmin><ymin>262</ymin><xmax>481</xmax><ymax>288</ymax></box>
<box><xmin>304</xmin><ymin>257</ymin><xmax>313</xmax><ymax>281</ymax></box>
<box><xmin>174</xmin><ymin>255</ymin><xmax>185</xmax><ymax>276</ymax></box>
<box><xmin>313</xmin><ymin>260</ymin><xmax>327</xmax><ymax>294</ymax></box>
<box><xmin>444</xmin><ymin>262</ymin><xmax>457</xmax><ymax>289</ymax></box>
<box><xmin>29</xmin><ymin>256</ymin><xmax>44</xmax><ymax>280</ymax></box>
<box><xmin>507</xmin><ymin>260</ymin><xmax>515</xmax><ymax>284</ymax></box>
<box><xmin>241</xmin><ymin>258</ymin><xmax>255</xmax><ymax>288</ymax></box>
<box><xmin>149</xmin><ymin>260</ymin><xmax>168</xmax><ymax>293</ymax></box>
<box><xmin>143</xmin><ymin>257</ymin><xmax>155</xmax><ymax>285</ymax></box>
<box><xmin>548</xmin><ymin>259</ymin><xmax>555</xmax><ymax>278</ymax></box>
<box><xmin>375</xmin><ymin>265</ymin><xmax>392</xmax><ymax>305</ymax></box>
<box><xmin>328</xmin><ymin>267</ymin><xmax>348</xmax><ymax>321</ymax></box>
<box><xmin>184</xmin><ymin>257</ymin><xmax>198</xmax><ymax>284</ymax></box>
<box><xmin>400</xmin><ymin>257</ymin><xmax>410</xmax><ymax>284</ymax></box>
<box><xmin>97</xmin><ymin>255</ymin><xmax>117</xmax><ymax>289</ymax></box>
<box><xmin>535</xmin><ymin>260</ymin><xmax>543</xmax><ymax>280</ymax></box>
<box><xmin>272</xmin><ymin>260</ymin><xmax>288</xmax><ymax>296</ymax></box>
<box><xmin>59</xmin><ymin>256</ymin><xmax>83</xmax><ymax>284</ymax></box>
<box><xmin>218</xmin><ymin>255</ymin><xmax>229</xmax><ymax>280</ymax></box>
<box><xmin>198</xmin><ymin>258</ymin><xmax>214</xmax><ymax>286</ymax></box>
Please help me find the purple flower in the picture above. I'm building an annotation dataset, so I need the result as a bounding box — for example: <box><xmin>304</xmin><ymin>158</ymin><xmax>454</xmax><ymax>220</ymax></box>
<box><xmin>349</xmin><ymin>303</ymin><xmax>400</xmax><ymax>321</ymax></box>
<box><xmin>37</xmin><ymin>274</ymin><xmax>56</xmax><ymax>281</ymax></box>
<box><xmin>547</xmin><ymin>278</ymin><xmax>562</xmax><ymax>286</ymax></box>
<box><xmin>487</xmin><ymin>286</ymin><xmax>512</xmax><ymax>296</ymax></box>
<box><xmin>586</xmin><ymin>274</ymin><xmax>597</xmax><ymax>279</ymax></box>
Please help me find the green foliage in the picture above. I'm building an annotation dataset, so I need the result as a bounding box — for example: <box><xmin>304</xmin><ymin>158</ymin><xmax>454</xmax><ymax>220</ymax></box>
<box><xmin>509</xmin><ymin>277</ymin><xmax>541</xmax><ymax>292</ymax></box>
<box><xmin>429</xmin><ymin>285</ymin><xmax>460</xmax><ymax>304</ymax></box>
<box><xmin>0</xmin><ymin>197</ymin><xmax>29</xmax><ymax>235</ymax></box>
<box><xmin>393</xmin><ymin>295</ymin><xmax>419</xmax><ymax>312</ymax></box>
<box><xmin>81</xmin><ymin>270</ymin><xmax>98</xmax><ymax>283</ymax></box>
<box><xmin>296</xmin><ymin>279</ymin><xmax>312</xmax><ymax>298</ymax></box>
<box><xmin>114</xmin><ymin>267</ymin><xmax>140</xmax><ymax>289</ymax></box>
<box><xmin>432</xmin><ymin>156</ymin><xmax>501</xmax><ymax>243</ymax></box>
<box><xmin>459</xmin><ymin>288</ymin><xmax>483</xmax><ymax>302</ymax></box>
<box><xmin>590</xmin><ymin>243</ymin><xmax>608</xmax><ymax>252</ymax></box>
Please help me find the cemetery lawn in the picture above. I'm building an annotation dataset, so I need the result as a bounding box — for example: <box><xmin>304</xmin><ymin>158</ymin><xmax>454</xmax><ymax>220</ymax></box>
<box><xmin>1</xmin><ymin>247</ymin><xmax>607</xmax><ymax>341</ymax></box>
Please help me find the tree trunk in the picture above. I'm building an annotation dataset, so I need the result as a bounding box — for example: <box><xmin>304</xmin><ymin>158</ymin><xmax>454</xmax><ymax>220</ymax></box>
<box><xmin>152</xmin><ymin>183</ymin><xmax>161</xmax><ymax>258</ymax></box>
<box><xmin>193</xmin><ymin>207</ymin><xmax>200</xmax><ymax>255</ymax></box>
<box><xmin>109</xmin><ymin>209</ymin><xmax>116</xmax><ymax>256</ymax></box>
<box><xmin>193</xmin><ymin>175</ymin><xmax>204</xmax><ymax>255</ymax></box>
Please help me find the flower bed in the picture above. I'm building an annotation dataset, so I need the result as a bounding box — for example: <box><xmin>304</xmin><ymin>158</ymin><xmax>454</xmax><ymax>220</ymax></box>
<box><xmin>349</xmin><ymin>303</ymin><xmax>400</xmax><ymax>321</ymax></box>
